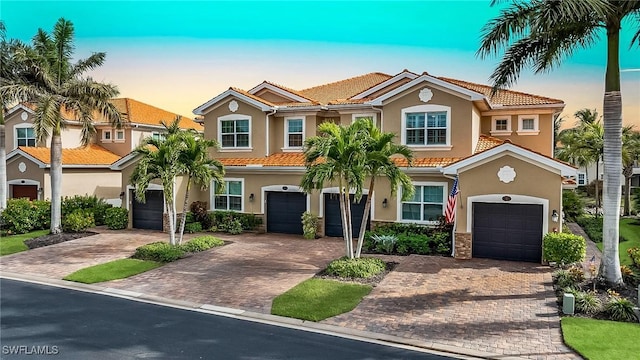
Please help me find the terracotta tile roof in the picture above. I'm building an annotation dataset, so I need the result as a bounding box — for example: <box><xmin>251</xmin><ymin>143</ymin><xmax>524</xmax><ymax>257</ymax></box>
<box><xmin>563</xmin><ymin>177</ymin><xmax>577</xmax><ymax>185</ymax></box>
<box><xmin>19</xmin><ymin>144</ymin><xmax>121</xmax><ymax>166</ymax></box>
<box><xmin>262</xmin><ymin>81</ymin><xmax>318</xmax><ymax>103</ymax></box>
<box><xmin>219</xmin><ymin>153</ymin><xmax>306</xmax><ymax>167</ymax></box>
<box><xmin>438</xmin><ymin>77</ymin><xmax>564</xmax><ymax>106</ymax></box>
<box><xmin>230</xmin><ymin>87</ymin><xmax>276</xmax><ymax>107</ymax></box>
<box><xmin>393</xmin><ymin>157</ymin><xmax>461</xmax><ymax>167</ymax></box>
<box><xmin>299</xmin><ymin>72</ymin><xmax>392</xmax><ymax>104</ymax></box>
<box><xmin>108</xmin><ymin>98</ymin><xmax>203</xmax><ymax>131</ymax></box>
<box><xmin>475</xmin><ymin>134</ymin><xmax>505</xmax><ymax>153</ymax></box>
<box><xmin>327</xmin><ymin>98</ymin><xmax>370</xmax><ymax>105</ymax></box>
<box><xmin>274</xmin><ymin>102</ymin><xmax>319</xmax><ymax>108</ymax></box>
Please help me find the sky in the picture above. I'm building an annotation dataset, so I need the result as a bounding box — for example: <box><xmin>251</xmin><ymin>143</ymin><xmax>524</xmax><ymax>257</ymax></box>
<box><xmin>2</xmin><ymin>0</ymin><xmax>639</xmax><ymax>128</ymax></box>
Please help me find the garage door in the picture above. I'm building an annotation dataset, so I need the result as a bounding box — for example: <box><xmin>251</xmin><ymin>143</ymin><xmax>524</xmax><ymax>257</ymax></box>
<box><xmin>12</xmin><ymin>185</ymin><xmax>38</xmax><ymax>200</ymax></box>
<box><xmin>266</xmin><ymin>192</ymin><xmax>306</xmax><ymax>234</ymax></box>
<box><xmin>132</xmin><ymin>190</ymin><xmax>164</xmax><ymax>230</ymax></box>
<box><xmin>472</xmin><ymin>202</ymin><xmax>543</xmax><ymax>262</ymax></box>
<box><xmin>324</xmin><ymin>193</ymin><xmax>370</xmax><ymax>237</ymax></box>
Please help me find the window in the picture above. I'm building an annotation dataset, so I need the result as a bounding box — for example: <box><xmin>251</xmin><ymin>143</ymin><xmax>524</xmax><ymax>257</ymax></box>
<box><xmin>352</xmin><ymin>113</ymin><xmax>379</xmax><ymax>128</ymax></box>
<box><xmin>16</xmin><ymin>127</ymin><xmax>36</xmax><ymax>147</ymax></box>
<box><xmin>401</xmin><ymin>105</ymin><xmax>451</xmax><ymax>148</ymax></box>
<box><xmin>285</xmin><ymin>117</ymin><xmax>304</xmax><ymax>148</ymax></box>
<box><xmin>491</xmin><ymin>116</ymin><xmax>512</xmax><ymax>135</ymax></box>
<box><xmin>400</xmin><ymin>183</ymin><xmax>446</xmax><ymax>223</ymax></box>
<box><xmin>517</xmin><ymin>115</ymin><xmax>539</xmax><ymax>135</ymax></box>
<box><xmin>115</xmin><ymin>130</ymin><xmax>125</xmax><ymax>141</ymax></box>
<box><xmin>218</xmin><ymin>115</ymin><xmax>250</xmax><ymax>149</ymax></box>
<box><xmin>214</xmin><ymin>179</ymin><xmax>243</xmax><ymax>211</ymax></box>
<box><xmin>577</xmin><ymin>173</ymin><xmax>587</xmax><ymax>186</ymax></box>
<box><xmin>151</xmin><ymin>132</ymin><xmax>165</xmax><ymax>141</ymax></box>
<box><xmin>102</xmin><ymin>130</ymin><xmax>112</xmax><ymax>142</ymax></box>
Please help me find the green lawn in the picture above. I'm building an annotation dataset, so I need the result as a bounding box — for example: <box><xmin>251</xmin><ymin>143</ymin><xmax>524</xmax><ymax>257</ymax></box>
<box><xmin>562</xmin><ymin>317</ymin><xmax>640</xmax><ymax>360</ymax></box>
<box><xmin>0</xmin><ymin>230</ymin><xmax>50</xmax><ymax>256</ymax></box>
<box><xmin>271</xmin><ymin>278</ymin><xmax>372</xmax><ymax>322</ymax></box>
<box><xmin>63</xmin><ymin>258</ymin><xmax>162</xmax><ymax>284</ymax></box>
<box><xmin>595</xmin><ymin>218</ymin><xmax>640</xmax><ymax>266</ymax></box>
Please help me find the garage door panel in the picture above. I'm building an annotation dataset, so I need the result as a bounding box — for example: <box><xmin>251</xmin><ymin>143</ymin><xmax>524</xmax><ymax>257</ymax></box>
<box><xmin>472</xmin><ymin>202</ymin><xmax>543</xmax><ymax>263</ymax></box>
<box><xmin>132</xmin><ymin>190</ymin><xmax>164</xmax><ymax>230</ymax></box>
<box><xmin>266</xmin><ymin>192</ymin><xmax>306</xmax><ymax>234</ymax></box>
<box><xmin>324</xmin><ymin>194</ymin><xmax>370</xmax><ymax>238</ymax></box>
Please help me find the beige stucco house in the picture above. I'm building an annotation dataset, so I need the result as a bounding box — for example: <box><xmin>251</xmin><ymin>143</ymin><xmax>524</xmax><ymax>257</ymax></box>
<box><xmin>190</xmin><ymin>69</ymin><xmax>577</xmax><ymax>262</ymax></box>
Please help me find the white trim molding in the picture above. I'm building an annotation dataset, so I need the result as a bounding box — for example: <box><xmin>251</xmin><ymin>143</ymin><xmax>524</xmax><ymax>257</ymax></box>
<box><xmin>466</xmin><ymin>194</ymin><xmax>549</xmax><ymax>237</ymax></box>
<box><xmin>8</xmin><ymin>179</ymin><xmax>41</xmax><ymax>200</ymax></box>
<box><xmin>400</xmin><ymin>104</ymin><xmax>452</xmax><ymax>148</ymax></box>
<box><xmin>217</xmin><ymin>114</ymin><xmax>252</xmax><ymax>150</ymax></box>
<box><xmin>490</xmin><ymin>115</ymin><xmax>512</xmax><ymax>136</ymax></box>
<box><xmin>193</xmin><ymin>89</ymin><xmax>274</xmax><ymax>115</ymax></box>
<box><xmin>517</xmin><ymin>114</ymin><xmax>540</xmax><ymax>135</ymax></box>
<box><xmin>211</xmin><ymin>177</ymin><xmax>245</xmax><ymax>212</ymax></box>
<box><xmin>283</xmin><ymin>116</ymin><xmax>305</xmax><ymax>151</ymax></box>
<box><xmin>260</xmin><ymin>185</ymin><xmax>309</xmax><ymax>214</ymax></box>
<box><xmin>397</xmin><ymin>181</ymin><xmax>448</xmax><ymax>225</ymax></box>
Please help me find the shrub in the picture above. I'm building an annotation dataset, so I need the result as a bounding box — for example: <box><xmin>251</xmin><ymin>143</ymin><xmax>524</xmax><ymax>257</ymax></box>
<box><xmin>132</xmin><ymin>242</ymin><xmax>185</xmax><ymax>262</ymax></box>
<box><xmin>620</xmin><ymin>265</ymin><xmax>638</xmax><ymax>284</ymax></box>
<box><xmin>184</xmin><ymin>222</ymin><xmax>203</xmax><ymax>234</ymax></box>
<box><xmin>62</xmin><ymin>210</ymin><xmax>95</xmax><ymax>232</ymax></box>
<box><xmin>576</xmin><ymin>215</ymin><xmax>603</xmax><ymax>243</ymax></box>
<box><xmin>543</xmin><ymin>232</ymin><xmax>586</xmax><ymax>265</ymax></box>
<box><xmin>104</xmin><ymin>207</ymin><xmax>128</xmax><ymax>230</ymax></box>
<box><xmin>371</xmin><ymin>234</ymin><xmax>397</xmax><ymax>254</ymax></box>
<box><xmin>61</xmin><ymin>194</ymin><xmax>112</xmax><ymax>226</ymax></box>
<box><xmin>604</xmin><ymin>297</ymin><xmax>638</xmax><ymax>322</ymax></box>
<box><xmin>562</xmin><ymin>190</ymin><xmax>584</xmax><ymax>221</ymax></box>
<box><xmin>301</xmin><ymin>211</ymin><xmax>318</xmax><ymax>240</ymax></box>
<box><xmin>190</xmin><ymin>201</ymin><xmax>213</xmax><ymax>229</ymax></box>
<box><xmin>227</xmin><ymin>219</ymin><xmax>243</xmax><ymax>235</ymax></box>
<box><xmin>183</xmin><ymin>212</ymin><xmax>196</xmax><ymax>224</ymax></box>
<box><xmin>325</xmin><ymin>257</ymin><xmax>386</xmax><ymax>278</ymax></box>
<box><xmin>575</xmin><ymin>291</ymin><xmax>602</xmax><ymax>315</ymax></box>
<box><xmin>554</xmin><ymin>269</ymin><xmax>578</xmax><ymax>289</ymax></box>
<box><xmin>210</xmin><ymin>211</ymin><xmax>262</xmax><ymax>231</ymax></box>
<box><xmin>628</xmin><ymin>247</ymin><xmax>640</xmax><ymax>268</ymax></box>
<box><xmin>1</xmin><ymin>198</ymin><xmax>37</xmax><ymax>234</ymax></box>
<box><xmin>181</xmin><ymin>235</ymin><xmax>224</xmax><ymax>253</ymax></box>
<box><xmin>32</xmin><ymin>200</ymin><xmax>51</xmax><ymax>230</ymax></box>
<box><xmin>567</xmin><ymin>265</ymin><xmax>586</xmax><ymax>283</ymax></box>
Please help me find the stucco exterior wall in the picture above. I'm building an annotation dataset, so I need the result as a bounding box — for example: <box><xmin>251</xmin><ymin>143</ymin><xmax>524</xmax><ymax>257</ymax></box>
<box><xmin>40</xmin><ymin>169</ymin><xmax>122</xmax><ymax>201</ymax></box>
<box><xmin>480</xmin><ymin>112</ymin><xmax>555</xmax><ymax>157</ymax></box>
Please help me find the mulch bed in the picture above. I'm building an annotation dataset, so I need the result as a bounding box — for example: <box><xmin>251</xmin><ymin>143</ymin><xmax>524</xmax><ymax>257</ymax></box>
<box><xmin>315</xmin><ymin>261</ymin><xmax>398</xmax><ymax>287</ymax></box>
<box><xmin>24</xmin><ymin>232</ymin><xmax>98</xmax><ymax>249</ymax></box>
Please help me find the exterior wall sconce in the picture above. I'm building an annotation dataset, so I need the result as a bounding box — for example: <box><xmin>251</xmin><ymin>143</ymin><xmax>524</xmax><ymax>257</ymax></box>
<box><xmin>382</xmin><ymin>198</ymin><xmax>388</xmax><ymax>208</ymax></box>
<box><xmin>249</xmin><ymin>193</ymin><xmax>255</xmax><ymax>202</ymax></box>
<box><xmin>552</xmin><ymin>210</ymin><xmax>559</xmax><ymax>223</ymax></box>
<box><xmin>37</xmin><ymin>187</ymin><xmax>43</xmax><ymax>194</ymax></box>
<box><xmin>119</xmin><ymin>191</ymin><xmax>125</xmax><ymax>198</ymax></box>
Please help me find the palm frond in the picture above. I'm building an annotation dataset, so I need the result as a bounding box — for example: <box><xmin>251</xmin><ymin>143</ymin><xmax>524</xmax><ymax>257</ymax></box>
<box><xmin>70</xmin><ymin>52</ymin><xmax>106</xmax><ymax>77</ymax></box>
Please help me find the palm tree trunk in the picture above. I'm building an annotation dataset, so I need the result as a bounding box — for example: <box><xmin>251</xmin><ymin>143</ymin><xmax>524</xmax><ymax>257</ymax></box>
<box><xmin>178</xmin><ymin>178</ymin><xmax>192</xmax><ymax>245</ymax></box>
<box><xmin>595</xmin><ymin>161</ymin><xmax>600</xmax><ymax>213</ymax></box>
<box><xmin>50</xmin><ymin>134</ymin><xmax>62</xmax><ymax>234</ymax></box>
<box><xmin>337</xmin><ymin>183</ymin><xmax>350</xmax><ymax>258</ymax></box>
<box><xmin>600</xmin><ymin>24</ymin><xmax>623</xmax><ymax>285</ymax></box>
<box><xmin>0</xmin><ymin>122</ymin><xmax>6</xmax><ymax>211</ymax></box>
<box><xmin>166</xmin><ymin>198</ymin><xmax>176</xmax><ymax>245</ymax></box>
<box><xmin>623</xmin><ymin>165</ymin><xmax>633</xmax><ymax>216</ymax></box>
<box><xmin>355</xmin><ymin>177</ymin><xmax>375</xmax><ymax>258</ymax></box>
<box><xmin>345</xmin><ymin>191</ymin><xmax>354</xmax><ymax>258</ymax></box>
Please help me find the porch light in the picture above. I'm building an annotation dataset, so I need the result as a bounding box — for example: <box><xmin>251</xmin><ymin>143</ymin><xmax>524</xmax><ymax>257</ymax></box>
<box><xmin>551</xmin><ymin>210</ymin><xmax>559</xmax><ymax>223</ymax></box>
<box><xmin>249</xmin><ymin>193</ymin><xmax>254</xmax><ymax>202</ymax></box>
<box><xmin>382</xmin><ymin>198</ymin><xmax>388</xmax><ymax>208</ymax></box>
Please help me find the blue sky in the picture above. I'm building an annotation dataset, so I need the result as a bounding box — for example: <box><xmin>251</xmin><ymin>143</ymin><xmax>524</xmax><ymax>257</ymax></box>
<box><xmin>2</xmin><ymin>0</ymin><xmax>639</xmax><ymax>126</ymax></box>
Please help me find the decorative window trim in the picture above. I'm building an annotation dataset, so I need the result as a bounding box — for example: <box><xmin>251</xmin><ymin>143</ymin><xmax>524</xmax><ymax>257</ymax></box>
<box><xmin>101</xmin><ymin>129</ymin><xmax>112</xmax><ymax>142</ymax></box>
<box><xmin>283</xmin><ymin>116</ymin><xmax>305</xmax><ymax>151</ymax></box>
<box><xmin>397</xmin><ymin>181</ymin><xmax>448</xmax><ymax>225</ymax></box>
<box><xmin>490</xmin><ymin>116</ymin><xmax>512</xmax><ymax>136</ymax></box>
<box><xmin>14</xmin><ymin>123</ymin><xmax>36</xmax><ymax>148</ymax></box>
<box><xmin>115</xmin><ymin>129</ymin><xmax>125</xmax><ymax>142</ymax></box>
<box><xmin>577</xmin><ymin>172</ymin><xmax>587</xmax><ymax>186</ymax></box>
<box><xmin>217</xmin><ymin>114</ymin><xmax>252</xmax><ymax>149</ymax></box>
<box><xmin>517</xmin><ymin>115</ymin><xmax>540</xmax><ymax>135</ymax></box>
<box><xmin>211</xmin><ymin>178</ymin><xmax>244</xmax><ymax>212</ymax></box>
<box><xmin>400</xmin><ymin>104</ymin><xmax>451</xmax><ymax>147</ymax></box>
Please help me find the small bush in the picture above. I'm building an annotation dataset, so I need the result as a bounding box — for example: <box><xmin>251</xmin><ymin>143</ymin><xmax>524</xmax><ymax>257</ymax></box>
<box><xmin>32</xmin><ymin>200</ymin><xmax>51</xmax><ymax>230</ymax></box>
<box><xmin>604</xmin><ymin>297</ymin><xmax>638</xmax><ymax>322</ymax></box>
<box><xmin>576</xmin><ymin>215</ymin><xmax>603</xmax><ymax>243</ymax></box>
<box><xmin>543</xmin><ymin>232</ymin><xmax>586</xmax><ymax>265</ymax></box>
<box><xmin>184</xmin><ymin>212</ymin><xmax>196</xmax><ymax>224</ymax></box>
<box><xmin>190</xmin><ymin>201</ymin><xmax>213</xmax><ymax>229</ymax></box>
<box><xmin>554</xmin><ymin>269</ymin><xmax>578</xmax><ymax>289</ymax></box>
<box><xmin>620</xmin><ymin>265</ymin><xmax>638</xmax><ymax>284</ymax></box>
<box><xmin>575</xmin><ymin>291</ymin><xmax>602</xmax><ymax>315</ymax></box>
<box><xmin>562</xmin><ymin>190</ymin><xmax>584</xmax><ymax>221</ymax></box>
<box><xmin>62</xmin><ymin>210</ymin><xmax>95</xmax><ymax>233</ymax></box>
<box><xmin>184</xmin><ymin>222</ymin><xmax>203</xmax><ymax>234</ymax></box>
<box><xmin>104</xmin><ymin>207</ymin><xmax>128</xmax><ymax>230</ymax></box>
<box><xmin>567</xmin><ymin>265</ymin><xmax>586</xmax><ymax>283</ymax></box>
<box><xmin>371</xmin><ymin>234</ymin><xmax>397</xmax><ymax>254</ymax></box>
<box><xmin>181</xmin><ymin>235</ymin><xmax>224</xmax><ymax>253</ymax></box>
<box><xmin>325</xmin><ymin>257</ymin><xmax>386</xmax><ymax>278</ymax></box>
<box><xmin>62</xmin><ymin>194</ymin><xmax>111</xmax><ymax>225</ymax></box>
<box><xmin>1</xmin><ymin>198</ymin><xmax>37</xmax><ymax>234</ymax></box>
<box><xmin>628</xmin><ymin>247</ymin><xmax>640</xmax><ymax>267</ymax></box>
<box><xmin>227</xmin><ymin>219</ymin><xmax>243</xmax><ymax>235</ymax></box>
<box><xmin>301</xmin><ymin>211</ymin><xmax>318</xmax><ymax>240</ymax></box>
<box><xmin>132</xmin><ymin>242</ymin><xmax>185</xmax><ymax>262</ymax></box>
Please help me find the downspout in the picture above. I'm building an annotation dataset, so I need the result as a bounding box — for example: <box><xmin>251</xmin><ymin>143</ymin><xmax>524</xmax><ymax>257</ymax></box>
<box><xmin>372</xmin><ymin>105</ymin><xmax>383</xmax><ymax>128</ymax></box>
<box><xmin>265</xmin><ymin>108</ymin><xmax>276</xmax><ymax>157</ymax></box>
<box><xmin>442</xmin><ymin>172</ymin><xmax>458</xmax><ymax>257</ymax></box>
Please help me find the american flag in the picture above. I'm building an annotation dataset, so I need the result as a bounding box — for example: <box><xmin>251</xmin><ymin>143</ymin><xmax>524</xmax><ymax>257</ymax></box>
<box><xmin>444</xmin><ymin>177</ymin><xmax>459</xmax><ymax>224</ymax></box>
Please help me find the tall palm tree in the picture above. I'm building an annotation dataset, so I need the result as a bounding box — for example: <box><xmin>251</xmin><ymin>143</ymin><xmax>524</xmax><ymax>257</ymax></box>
<box><xmin>130</xmin><ymin>123</ymin><xmax>185</xmax><ymax>245</ymax></box>
<box><xmin>0</xmin><ymin>18</ymin><xmax>121</xmax><ymax>233</ymax></box>
<box><xmin>478</xmin><ymin>0</ymin><xmax>640</xmax><ymax>285</ymax></box>
<box><xmin>176</xmin><ymin>128</ymin><xmax>225</xmax><ymax>245</ymax></box>
<box><xmin>301</xmin><ymin>121</ymin><xmax>367</xmax><ymax>258</ymax></box>
<box><xmin>622</xmin><ymin>128</ymin><xmax>639</xmax><ymax>216</ymax></box>
<box><xmin>354</xmin><ymin>118</ymin><xmax>414</xmax><ymax>258</ymax></box>
<box><xmin>0</xmin><ymin>21</ymin><xmax>9</xmax><ymax>211</ymax></box>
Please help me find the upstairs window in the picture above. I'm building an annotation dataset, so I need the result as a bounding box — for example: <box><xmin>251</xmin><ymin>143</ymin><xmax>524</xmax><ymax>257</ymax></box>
<box><xmin>115</xmin><ymin>130</ymin><xmax>125</xmax><ymax>141</ymax></box>
<box><xmin>285</xmin><ymin>117</ymin><xmax>304</xmax><ymax>148</ymax></box>
<box><xmin>218</xmin><ymin>115</ymin><xmax>251</xmax><ymax>149</ymax></box>
<box><xmin>577</xmin><ymin>172</ymin><xmax>587</xmax><ymax>186</ymax></box>
<box><xmin>401</xmin><ymin>105</ymin><xmax>451</xmax><ymax>148</ymax></box>
<box><xmin>491</xmin><ymin>116</ymin><xmax>512</xmax><ymax>135</ymax></box>
<box><xmin>517</xmin><ymin>115</ymin><xmax>539</xmax><ymax>135</ymax></box>
<box><xmin>151</xmin><ymin>132</ymin><xmax>165</xmax><ymax>142</ymax></box>
<box><xmin>16</xmin><ymin>127</ymin><xmax>36</xmax><ymax>147</ymax></box>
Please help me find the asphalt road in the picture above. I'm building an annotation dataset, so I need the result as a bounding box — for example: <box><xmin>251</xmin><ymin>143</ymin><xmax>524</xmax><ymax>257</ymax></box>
<box><xmin>0</xmin><ymin>279</ymin><xmax>459</xmax><ymax>360</ymax></box>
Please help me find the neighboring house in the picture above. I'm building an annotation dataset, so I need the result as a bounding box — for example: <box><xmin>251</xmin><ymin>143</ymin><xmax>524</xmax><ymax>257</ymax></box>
<box><xmin>5</xmin><ymin>99</ymin><xmax>202</xmax><ymax>212</ymax></box>
<box><xmin>191</xmin><ymin>69</ymin><xmax>576</xmax><ymax>263</ymax></box>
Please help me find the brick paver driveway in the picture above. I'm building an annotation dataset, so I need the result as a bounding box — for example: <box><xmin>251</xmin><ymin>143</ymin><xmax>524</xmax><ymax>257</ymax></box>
<box><xmin>323</xmin><ymin>255</ymin><xmax>579</xmax><ymax>360</ymax></box>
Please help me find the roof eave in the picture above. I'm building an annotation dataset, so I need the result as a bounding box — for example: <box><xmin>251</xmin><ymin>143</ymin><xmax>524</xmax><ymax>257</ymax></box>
<box><xmin>193</xmin><ymin>89</ymin><xmax>274</xmax><ymax>115</ymax></box>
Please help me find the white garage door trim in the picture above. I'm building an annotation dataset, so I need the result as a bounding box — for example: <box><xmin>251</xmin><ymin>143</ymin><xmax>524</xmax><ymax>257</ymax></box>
<box><xmin>260</xmin><ymin>185</ymin><xmax>309</xmax><ymax>214</ymax></box>
<box><xmin>466</xmin><ymin>194</ymin><xmax>549</xmax><ymax>238</ymax></box>
<box><xmin>320</xmin><ymin>187</ymin><xmax>371</xmax><ymax>220</ymax></box>
<box><xmin>126</xmin><ymin>184</ymin><xmax>165</xmax><ymax>213</ymax></box>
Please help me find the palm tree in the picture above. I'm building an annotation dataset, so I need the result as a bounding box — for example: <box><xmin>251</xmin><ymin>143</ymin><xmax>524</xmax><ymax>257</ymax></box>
<box><xmin>622</xmin><ymin>128</ymin><xmax>639</xmax><ymax>216</ymax></box>
<box><xmin>478</xmin><ymin>0</ymin><xmax>640</xmax><ymax>285</ymax></box>
<box><xmin>130</xmin><ymin>122</ymin><xmax>185</xmax><ymax>245</ymax></box>
<box><xmin>301</xmin><ymin>121</ymin><xmax>367</xmax><ymax>258</ymax></box>
<box><xmin>354</xmin><ymin>118</ymin><xmax>414</xmax><ymax>258</ymax></box>
<box><xmin>0</xmin><ymin>18</ymin><xmax>121</xmax><ymax>233</ymax></box>
<box><xmin>0</xmin><ymin>21</ymin><xmax>9</xmax><ymax>211</ymax></box>
<box><xmin>176</xmin><ymin>128</ymin><xmax>224</xmax><ymax>245</ymax></box>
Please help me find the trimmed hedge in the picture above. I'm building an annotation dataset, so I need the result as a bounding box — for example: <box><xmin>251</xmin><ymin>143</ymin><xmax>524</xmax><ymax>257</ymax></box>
<box><xmin>362</xmin><ymin>223</ymin><xmax>451</xmax><ymax>256</ymax></box>
<box><xmin>132</xmin><ymin>242</ymin><xmax>185</xmax><ymax>263</ymax></box>
<box><xmin>543</xmin><ymin>232</ymin><xmax>586</xmax><ymax>265</ymax></box>
<box><xmin>62</xmin><ymin>210</ymin><xmax>95</xmax><ymax>232</ymax></box>
<box><xmin>105</xmin><ymin>207</ymin><xmax>129</xmax><ymax>230</ymax></box>
<box><xmin>325</xmin><ymin>257</ymin><xmax>386</xmax><ymax>278</ymax></box>
<box><xmin>181</xmin><ymin>235</ymin><xmax>224</xmax><ymax>253</ymax></box>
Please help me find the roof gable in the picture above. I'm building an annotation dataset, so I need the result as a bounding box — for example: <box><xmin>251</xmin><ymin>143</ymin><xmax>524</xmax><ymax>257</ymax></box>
<box><xmin>298</xmin><ymin>72</ymin><xmax>392</xmax><ymax>104</ymax></box>
<box><xmin>109</xmin><ymin>98</ymin><xmax>202</xmax><ymax>131</ymax></box>
<box><xmin>248</xmin><ymin>81</ymin><xmax>317</xmax><ymax>103</ymax></box>
<box><xmin>351</xmin><ymin>70</ymin><xmax>419</xmax><ymax>100</ymax></box>
<box><xmin>193</xmin><ymin>88</ymin><xmax>274</xmax><ymax>115</ymax></box>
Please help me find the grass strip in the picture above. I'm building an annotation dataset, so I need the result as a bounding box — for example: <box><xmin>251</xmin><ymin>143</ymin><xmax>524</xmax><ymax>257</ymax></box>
<box><xmin>63</xmin><ymin>258</ymin><xmax>162</xmax><ymax>284</ymax></box>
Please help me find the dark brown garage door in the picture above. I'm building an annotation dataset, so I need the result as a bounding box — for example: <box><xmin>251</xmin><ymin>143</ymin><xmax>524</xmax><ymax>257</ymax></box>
<box><xmin>12</xmin><ymin>185</ymin><xmax>38</xmax><ymax>200</ymax></box>
<box><xmin>266</xmin><ymin>192</ymin><xmax>306</xmax><ymax>234</ymax></box>
<box><xmin>132</xmin><ymin>190</ymin><xmax>164</xmax><ymax>230</ymax></box>
<box><xmin>472</xmin><ymin>202</ymin><xmax>543</xmax><ymax>263</ymax></box>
